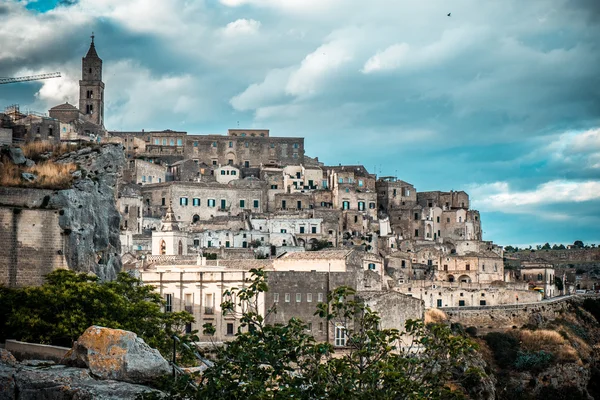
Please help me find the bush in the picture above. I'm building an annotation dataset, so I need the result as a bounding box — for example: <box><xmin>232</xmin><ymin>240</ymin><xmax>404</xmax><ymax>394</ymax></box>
<box><xmin>483</xmin><ymin>332</ymin><xmax>519</xmax><ymax>368</ymax></box>
<box><xmin>514</xmin><ymin>350</ymin><xmax>554</xmax><ymax>372</ymax></box>
<box><xmin>465</xmin><ymin>326</ymin><xmax>478</xmax><ymax>337</ymax></box>
<box><xmin>424</xmin><ymin>308</ymin><xmax>447</xmax><ymax>324</ymax></box>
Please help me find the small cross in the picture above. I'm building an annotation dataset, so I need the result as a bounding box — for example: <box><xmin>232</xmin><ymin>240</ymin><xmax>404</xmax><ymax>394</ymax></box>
<box><xmin>91</xmin><ymin>32</ymin><xmax>95</xmax><ymax>44</ymax></box>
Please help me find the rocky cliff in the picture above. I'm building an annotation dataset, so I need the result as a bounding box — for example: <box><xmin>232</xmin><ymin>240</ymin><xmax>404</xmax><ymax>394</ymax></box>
<box><xmin>50</xmin><ymin>144</ymin><xmax>125</xmax><ymax>281</ymax></box>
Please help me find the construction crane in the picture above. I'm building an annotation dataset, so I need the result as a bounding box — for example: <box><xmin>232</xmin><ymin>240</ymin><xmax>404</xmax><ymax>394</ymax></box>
<box><xmin>0</xmin><ymin>72</ymin><xmax>61</xmax><ymax>85</ymax></box>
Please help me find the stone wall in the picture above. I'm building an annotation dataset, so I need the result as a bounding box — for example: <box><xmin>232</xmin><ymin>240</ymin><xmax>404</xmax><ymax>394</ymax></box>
<box><xmin>0</xmin><ymin>128</ymin><xmax>12</xmax><ymax>145</ymax></box>
<box><xmin>443</xmin><ymin>296</ymin><xmax>575</xmax><ymax>331</ymax></box>
<box><xmin>0</xmin><ymin>205</ymin><xmax>67</xmax><ymax>287</ymax></box>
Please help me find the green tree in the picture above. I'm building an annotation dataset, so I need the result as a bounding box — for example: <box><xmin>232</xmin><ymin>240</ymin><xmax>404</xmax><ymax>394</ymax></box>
<box><xmin>574</xmin><ymin>240</ymin><xmax>584</xmax><ymax>248</ymax></box>
<box><xmin>0</xmin><ymin>269</ymin><xmax>194</xmax><ymax>358</ymax></box>
<box><xmin>189</xmin><ymin>269</ymin><xmax>478</xmax><ymax>399</ymax></box>
<box><xmin>541</xmin><ymin>242</ymin><xmax>551</xmax><ymax>250</ymax></box>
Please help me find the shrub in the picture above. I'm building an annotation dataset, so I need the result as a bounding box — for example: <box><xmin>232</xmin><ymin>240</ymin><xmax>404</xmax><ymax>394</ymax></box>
<box><xmin>514</xmin><ymin>350</ymin><xmax>554</xmax><ymax>372</ymax></box>
<box><xmin>465</xmin><ymin>326</ymin><xmax>478</xmax><ymax>337</ymax></box>
<box><xmin>483</xmin><ymin>332</ymin><xmax>519</xmax><ymax>368</ymax></box>
<box><xmin>0</xmin><ymin>156</ymin><xmax>76</xmax><ymax>189</ymax></box>
<box><xmin>21</xmin><ymin>142</ymin><xmax>80</xmax><ymax>161</ymax></box>
<box><xmin>519</xmin><ymin>329</ymin><xmax>564</xmax><ymax>352</ymax></box>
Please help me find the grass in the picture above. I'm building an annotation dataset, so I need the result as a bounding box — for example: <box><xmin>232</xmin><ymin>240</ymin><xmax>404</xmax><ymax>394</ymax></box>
<box><xmin>425</xmin><ymin>308</ymin><xmax>448</xmax><ymax>324</ymax></box>
<box><xmin>0</xmin><ymin>155</ymin><xmax>76</xmax><ymax>189</ymax></box>
<box><xmin>518</xmin><ymin>329</ymin><xmax>579</xmax><ymax>363</ymax></box>
<box><xmin>20</xmin><ymin>141</ymin><xmax>83</xmax><ymax>161</ymax></box>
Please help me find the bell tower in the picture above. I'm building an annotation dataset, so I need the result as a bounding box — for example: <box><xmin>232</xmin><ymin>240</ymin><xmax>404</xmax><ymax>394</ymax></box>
<box><xmin>79</xmin><ymin>34</ymin><xmax>105</xmax><ymax>127</ymax></box>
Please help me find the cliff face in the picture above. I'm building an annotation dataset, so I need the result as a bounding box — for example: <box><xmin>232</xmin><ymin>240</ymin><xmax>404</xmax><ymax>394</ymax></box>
<box><xmin>50</xmin><ymin>144</ymin><xmax>125</xmax><ymax>281</ymax></box>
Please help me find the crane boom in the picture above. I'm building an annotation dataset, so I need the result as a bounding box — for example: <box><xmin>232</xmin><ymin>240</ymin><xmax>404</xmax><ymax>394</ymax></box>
<box><xmin>0</xmin><ymin>72</ymin><xmax>61</xmax><ymax>85</ymax></box>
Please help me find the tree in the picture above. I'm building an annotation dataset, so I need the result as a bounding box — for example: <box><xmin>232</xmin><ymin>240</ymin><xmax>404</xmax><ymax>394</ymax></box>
<box><xmin>308</xmin><ymin>239</ymin><xmax>333</xmax><ymax>251</ymax></box>
<box><xmin>574</xmin><ymin>240</ymin><xmax>585</xmax><ymax>249</ymax></box>
<box><xmin>0</xmin><ymin>269</ymin><xmax>194</xmax><ymax>358</ymax></box>
<box><xmin>555</xmin><ymin>276</ymin><xmax>564</xmax><ymax>291</ymax></box>
<box><xmin>188</xmin><ymin>269</ymin><xmax>479</xmax><ymax>399</ymax></box>
<box><xmin>541</xmin><ymin>243</ymin><xmax>551</xmax><ymax>250</ymax></box>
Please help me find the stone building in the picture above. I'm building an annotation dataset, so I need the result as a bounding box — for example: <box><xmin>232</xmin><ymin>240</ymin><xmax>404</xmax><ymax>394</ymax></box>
<box><xmin>141</xmin><ymin>180</ymin><xmax>267</xmax><ymax>223</ymax></box>
<box><xmin>125</xmin><ymin>159</ymin><xmax>166</xmax><ymax>185</ymax></box>
<box><xmin>518</xmin><ymin>262</ymin><xmax>557</xmax><ymax>298</ymax></box>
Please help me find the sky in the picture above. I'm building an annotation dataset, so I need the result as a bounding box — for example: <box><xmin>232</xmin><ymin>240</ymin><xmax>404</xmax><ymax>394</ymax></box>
<box><xmin>1</xmin><ymin>0</ymin><xmax>599</xmax><ymax>247</ymax></box>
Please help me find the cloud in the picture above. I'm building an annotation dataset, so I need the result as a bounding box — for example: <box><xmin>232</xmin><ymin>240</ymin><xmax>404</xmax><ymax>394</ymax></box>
<box><xmin>470</xmin><ymin>180</ymin><xmax>600</xmax><ymax>212</ymax></box>
<box><xmin>221</xmin><ymin>19</ymin><xmax>261</xmax><ymax>37</ymax></box>
<box><xmin>362</xmin><ymin>43</ymin><xmax>410</xmax><ymax>74</ymax></box>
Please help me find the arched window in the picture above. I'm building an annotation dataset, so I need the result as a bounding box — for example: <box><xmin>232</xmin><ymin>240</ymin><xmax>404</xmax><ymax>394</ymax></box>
<box><xmin>178</xmin><ymin>240</ymin><xmax>183</xmax><ymax>255</ymax></box>
<box><xmin>160</xmin><ymin>240</ymin><xmax>166</xmax><ymax>255</ymax></box>
<box><xmin>193</xmin><ymin>214</ymin><xmax>200</xmax><ymax>223</ymax></box>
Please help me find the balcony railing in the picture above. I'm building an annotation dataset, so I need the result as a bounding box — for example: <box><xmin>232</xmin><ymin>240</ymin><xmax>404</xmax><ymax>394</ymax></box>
<box><xmin>204</xmin><ymin>306</ymin><xmax>214</xmax><ymax>315</ymax></box>
<box><xmin>184</xmin><ymin>305</ymin><xmax>193</xmax><ymax>313</ymax></box>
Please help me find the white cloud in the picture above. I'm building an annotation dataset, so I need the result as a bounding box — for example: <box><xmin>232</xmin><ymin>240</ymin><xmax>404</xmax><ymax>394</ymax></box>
<box><xmin>362</xmin><ymin>43</ymin><xmax>410</xmax><ymax>74</ymax></box>
<box><xmin>285</xmin><ymin>39</ymin><xmax>354</xmax><ymax>97</ymax></box>
<box><xmin>221</xmin><ymin>19</ymin><xmax>262</xmax><ymax>37</ymax></box>
<box><xmin>230</xmin><ymin>67</ymin><xmax>293</xmax><ymax>111</ymax></box>
<box><xmin>218</xmin><ymin>0</ymin><xmax>340</xmax><ymax>13</ymax></box>
<box><xmin>470</xmin><ymin>180</ymin><xmax>600</xmax><ymax>212</ymax></box>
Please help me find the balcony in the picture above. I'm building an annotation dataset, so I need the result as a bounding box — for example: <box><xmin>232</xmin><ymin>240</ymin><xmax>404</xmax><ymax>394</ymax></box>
<box><xmin>184</xmin><ymin>305</ymin><xmax>193</xmax><ymax>313</ymax></box>
<box><xmin>218</xmin><ymin>206</ymin><xmax>230</xmax><ymax>212</ymax></box>
<box><xmin>204</xmin><ymin>306</ymin><xmax>214</xmax><ymax>315</ymax></box>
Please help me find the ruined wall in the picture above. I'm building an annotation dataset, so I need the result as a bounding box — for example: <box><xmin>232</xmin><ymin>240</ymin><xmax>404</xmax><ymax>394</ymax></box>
<box><xmin>444</xmin><ymin>297</ymin><xmax>572</xmax><ymax>331</ymax></box>
<box><xmin>0</xmin><ymin>194</ymin><xmax>68</xmax><ymax>287</ymax></box>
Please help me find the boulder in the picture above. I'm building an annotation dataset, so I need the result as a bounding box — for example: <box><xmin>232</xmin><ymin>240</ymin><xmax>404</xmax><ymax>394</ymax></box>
<box><xmin>6</xmin><ymin>147</ymin><xmax>26</xmax><ymax>165</ymax></box>
<box><xmin>21</xmin><ymin>173</ymin><xmax>37</xmax><ymax>182</ymax></box>
<box><xmin>61</xmin><ymin>326</ymin><xmax>170</xmax><ymax>384</ymax></box>
<box><xmin>24</xmin><ymin>159</ymin><xmax>35</xmax><ymax>168</ymax></box>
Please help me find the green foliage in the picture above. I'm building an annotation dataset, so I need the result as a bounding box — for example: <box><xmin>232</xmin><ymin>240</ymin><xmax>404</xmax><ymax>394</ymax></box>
<box><xmin>555</xmin><ymin>276</ymin><xmax>564</xmax><ymax>291</ymax></box>
<box><xmin>0</xmin><ymin>270</ymin><xmax>195</xmax><ymax>359</ymax></box>
<box><xmin>465</xmin><ymin>326</ymin><xmax>478</xmax><ymax>337</ymax></box>
<box><xmin>574</xmin><ymin>240</ymin><xmax>584</xmax><ymax>249</ymax></box>
<box><xmin>541</xmin><ymin>242</ymin><xmax>552</xmax><ymax>250</ymax></box>
<box><xmin>188</xmin><ymin>269</ymin><xmax>478</xmax><ymax>399</ymax></box>
<box><xmin>514</xmin><ymin>350</ymin><xmax>554</xmax><ymax>372</ymax></box>
<box><xmin>308</xmin><ymin>239</ymin><xmax>333</xmax><ymax>251</ymax></box>
<box><xmin>483</xmin><ymin>332</ymin><xmax>519</xmax><ymax>368</ymax></box>
<box><xmin>582</xmin><ymin>299</ymin><xmax>600</xmax><ymax>323</ymax></box>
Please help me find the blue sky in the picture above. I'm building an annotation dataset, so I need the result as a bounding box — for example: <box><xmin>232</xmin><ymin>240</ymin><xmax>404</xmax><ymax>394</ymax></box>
<box><xmin>1</xmin><ymin>0</ymin><xmax>599</xmax><ymax>246</ymax></box>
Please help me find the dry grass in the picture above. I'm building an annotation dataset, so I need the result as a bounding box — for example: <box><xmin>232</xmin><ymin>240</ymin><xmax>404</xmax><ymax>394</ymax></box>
<box><xmin>0</xmin><ymin>156</ymin><xmax>76</xmax><ymax>189</ymax></box>
<box><xmin>518</xmin><ymin>329</ymin><xmax>580</xmax><ymax>363</ymax></box>
<box><xmin>425</xmin><ymin>308</ymin><xmax>448</xmax><ymax>324</ymax></box>
<box><xmin>21</xmin><ymin>141</ymin><xmax>78</xmax><ymax>161</ymax></box>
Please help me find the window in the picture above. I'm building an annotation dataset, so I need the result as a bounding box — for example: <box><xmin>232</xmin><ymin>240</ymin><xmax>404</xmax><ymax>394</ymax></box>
<box><xmin>447</xmin><ymin>218</ymin><xmax>450</xmax><ymax>223</ymax></box>
<box><xmin>273</xmin><ymin>293</ymin><xmax>279</xmax><ymax>303</ymax></box>
<box><xmin>193</xmin><ymin>215</ymin><xmax>200</xmax><ymax>223</ymax></box>
<box><xmin>177</xmin><ymin>139</ymin><xmax>182</xmax><ymax>146</ymax></box>
<box><xmin>229</xmin><ymin>141</ymin><xmax>233</xmax><ymax>148</ymax></box>
<box><xmin>193</xmin><ymin>198</ymin><xmax>200</xmax><ymax>206</ymax></box>
<box><xmin>437</xmin><ymin>216</ymin><xmax>440</xmax><ymax>223</ymax></box>
<box><xmin>307</xmin><ymin>323</ymin><xmax>312</xmax><ymax>331</ymax></box>
<box><xmin>537</xmin><ymin>273</ymin><xmax>543</xmax><ymax>281</ymax></box>
<box><xmin>180</xmin><ymin>197</ymin><xmax>188</xmax><ymax>206</ymax></box>
<box><xmin>270</xmin><ymin>143</ymin><xmax>275</xmax><ymax>148</ymax></box>
<box><xmin>240</xmin><ymin>199</ymin><xmax>245</xmax><ymax>208</ymax></box>
<box><xmin>415</xmin><ymin>229</ymin><xmax>419</xmax><ymax>237</ymax></box>
<box><xmin>437</xmin><ymin>299</ymin><xmax>442</xmax><ymax>307</ymax></box>
<box><xmin>369</xmin><ymin>202</ymin><xmax>376</xmax><ymax>209</ymax></box>
<box><xmin>414</xmin><ymin>212</ymin><xmax>419</xmax><ymax>220</ymax></box>
<box><xmin>480</xmin><ymin>300</ymin><xmax>487</xmax><ymax>306</ymax></box>
<box><xmin>225</xmin><ymin>241</ymin><xmax>230</xmax><ymax>248</ymax></box>
<box><xmin>212</xmin><ymin>142</ymin><xmax>217</xmax><ymax>147</ymax></box>
<box><xmin>231</xmin><ymin>170</ymin><xmax>237</xmax><ymax>176</ymax></box>
<box><xmin>170</xmin><ymin>139</ymin><xmax>175</xmax><ymax>146</ymax></box>
<box><xmin>466</xmin><ymin>264</ymin><xmax>470</xmax><ymax>271</ymax></box>
<box><xmin>212</xmin><ymin>160</ymin><xmax>217</xmax><ymax>166</ymax></box>
<box><xmin>401</xmin><ymin>260</ymin><xmax>406</xmax><ymax>268</ymax></box>
<box><xmin>368</xmin><ymin>263</ymin><xmax>376</xmax><ymax>270</ymax></box>
<box><xmin>208</xmin><ymin>199</ymin><xmax>216</xmax><ymax>207</ymax></box>
<box><xmin>358</xmin><ymin>180</ymin><xmax>363</xmax><ymax>187</ymax></box>
<box><xmin>244</xmin><ymin>161</ymin><xmax>250</xmax><ymax>168</ymax></box>
<box><xmin>342</xmin><ymin>201</ymin><xmax>350</xmax><ymax>210</ymax></box>
<box><xmin>296</xmin><ymin>293</ymin><xmax>301</xmax><ymax>303</ymax></box>
<box><xmin>163</xmin><ymin>139</ymin><xmax>167</xmax><ymax>145</ymax></box>
<box><xmin>282</xmin><ymin>200</ymin><xmax>287</xmax><ymax>209</ymax></box>
<box><xmin>220</xmin><ymin>199</ymin><xmax>226</xmax><ymax>209</ymax></box>
<box><xmin>338</xmin><ymin>178</ymin><xmax>343</xmax><ymax>184</ymax></box>
<box><xmin>280</xmin><ymin>229</ymin><xmax>287</xmax><ymax>233</ymax></box>
<box><xmin>165</xmin><ymin>294</ymin><xmax>173</xmax><ymax>312</ymax></box>
<box><xmin>443</xmin><ymin>264</ymin><xmax>448</xmax><ymax>271</ymax></box>
<box><xmin>293</xmin><ymin>143</ymin><xmax>299</xmax><ymax>149</ymax></box>
<box><xmin>226</xmin><ymin>323</ymin><xmax>234</xmax><ymax>336</ymax></box>
<box><xmin>300</xmin><ymin>226</ymin><xmax>305</xmax><ymax>234</ymax></box>
<box><xmin>285</xmin><ymin>293</ymin><xmax>291</xmax><ymax>303</ymax></box>
<box><xmin>271</xmin><ymin>185</ymin><xmax>278</xmax><ymax>189</ymax></box>
<box><xmin>193</xmin><ymin>239</ymin><xmax>200</xmax><ymax>246</ymax></box>
<box><xmin>318</xmin><ymin>293</ymin><xmax>324</xmax><ymax>302</ymax></box>
<box><xmin>335</xmin><ymin>325</ymin><xmax>347</xmax><ymax>347</ymax></box>
<box><xmin>458</xmin><ymin>300</ymin><xmax>465</xmax><ymax>307</ymax></box>
<box><xmin>148</xmin><ymin>176</ymin><xmax>152</xmax><ymax>183</ymax></box>
<box><xmin>358</xmin><ymin>201</ymin><xmax>365</xmax><ymax>211</ymax></box>
<box><xmin>154</xmin><ymin>139</ymin><xmax>159</xmax><ymax>145</ymax></box>
<box><xmin>193</xmin><ymin>141</ymin><xmax>198</xmax><ymax>147</ymax></box>
<box><xmin>142</xmin><ymin>175</ymin><xmax>146</xmax><ymax>183</ymax></box>
<box><xmin>221</xmin><ymin>170</ymin><xmax>226</xmax><ymax>175</ymax></box>
<box><xmin>307</xmin><ymin>293</ymin><xmax>313</xmax><ymax>302</ymax></box>
<box><xmin>242</xmin><ymin>241</ymin><xmax>247</xmax><ymax>248</ymax></box>
<box><xmin>253</xmin><ymin>200</ymin><xmax>259</xmax><ymax>208</ymax></box>
<box><xmin>311</xmin><ymin>226</ymin><xmax>317</xmax><ymax>234</ymax></box>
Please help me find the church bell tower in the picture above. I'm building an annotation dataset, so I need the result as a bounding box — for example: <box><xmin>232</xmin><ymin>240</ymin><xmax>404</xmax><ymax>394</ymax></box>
<box><xmin>79</xmin><ymin>34</ymin><xmax>105</xmax><ymax>127</ymax></box>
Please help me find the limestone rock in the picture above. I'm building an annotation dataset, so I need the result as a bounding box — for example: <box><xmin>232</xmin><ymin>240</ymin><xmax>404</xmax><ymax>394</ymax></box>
<box><xmin>62</xmin><ymin>326</ymin><xmax>170</xmax><ymax>384</ymax></box>
<box><xmin>0</xmin><ymin>350</ymin><xmax>16</xmax><ymax>368</ymax></box>
<box><xmin>48</xmin><ymin>143</ymin><xmax>125</xmax><ymax>280</ymax></box>
<box><xmin>0</xmin><ymin>363</ymin><xmax>163</xmax><ymax>399</ymax></box>
<box><xmin>6</xmin><ymin>147</ymin><xmax>26</xmax><ymax>165</ymax></box>
<box><xmin>24</xmin><ymin>159</ymin><xmax>35</xmax><ymax>168</ymax></box>
<box><xmin>21</xmin><ymin>172</ymin><xmax>37</xmax><ymax>182</ymax></box>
